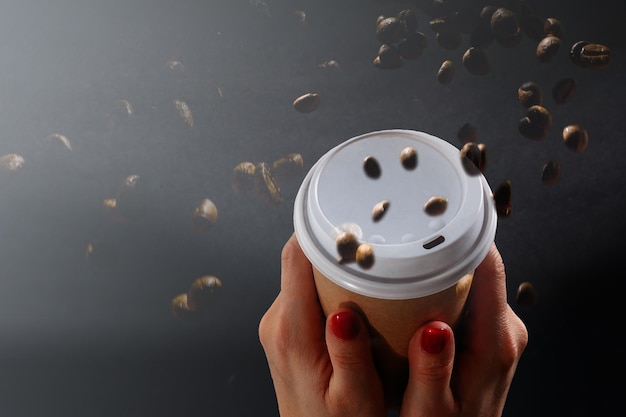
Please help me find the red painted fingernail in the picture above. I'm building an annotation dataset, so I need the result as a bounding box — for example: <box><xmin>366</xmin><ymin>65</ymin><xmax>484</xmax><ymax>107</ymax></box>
<box><xmin>421</xmin><ymin>326</ymin><xmax>450</xmax><ymax>354</ymax></box>
<box><xmin>330</xmin><ymin>311</ymin><xmax>361</xmax><ymax>341</ymax></box>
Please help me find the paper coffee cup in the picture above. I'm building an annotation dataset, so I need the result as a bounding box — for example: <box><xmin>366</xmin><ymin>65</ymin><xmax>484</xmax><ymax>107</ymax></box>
<box><xmin>293</xmin><ymin>129</ymin><xmax>497</xmax><ymax>406</ymax></box>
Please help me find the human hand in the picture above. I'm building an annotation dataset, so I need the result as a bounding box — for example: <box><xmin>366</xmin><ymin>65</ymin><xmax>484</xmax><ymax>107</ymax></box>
<box><xmin>398</xmin><ymin>243</ymin><xmax>529</xmax><ymax>417</ymax></box>
<box><xmin>258</xmin><ymin>233</ymin><xmax>386</xmax><ymax>417</ymax></box>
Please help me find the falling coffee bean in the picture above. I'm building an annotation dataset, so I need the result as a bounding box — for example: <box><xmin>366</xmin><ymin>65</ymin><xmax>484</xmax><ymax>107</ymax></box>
<box><xmin>477</xmin><ymin>143</ymin><xmax>487</xmax><ymax>173</ymax></box>
<box><xmin>526</xmin><ymin>105</ymin><xmax>552</xmax><ymax>130</ymax></box>
<box><xmin>374</xmin><ymin>44</ymin><xmax>404</xmax><ymax>69</ymax></box>
<box><xmin>231</xmin><ymin>162</ymin><xmax>256</xmax><ymax>196</ymax></box>
<box><xmin>516</xmin><ymin>281</ymin><xmax>538</xmax><ymax>306</ymax></box>
<box><xmin>490</xmin><ymin>7</ymin><xmax>519</xmax><ymax>40</ymax></box>
<box><xmin>171</xmin><ymin>293</ymin><xmax>200</xmax><ymax>320</ymax></box>
<box><xmin>363</xmin><ymin>155</ymin><xmax>381</xmax><ymax>179</ymax></box>
<box><xmin>552</xmin><ymin>78</ymin><xmax>576</xmax><ymax>104</ymax></box>
<box><xmin>462</xmin><ymin>47</ymin><xmax>490</xmax><ymax>75</ymax></box>
<box><xmin>493</xmin><ymin>180</ymin><xmax>513</xmax><ymax>218</ymax></box>
<box><xmin>0</xmin><ymin>153</ymin><xmax>25</xmax><ymax>172</ymax></box>
<box><xmin>254</xmin><ymin>162</ymin><xmax>283</xmax><ymax>205</ymax></box>
<box><xmin>400</xmin><ymin>147</ymin><xmax>417</xmax><ymax>170</ymax></box>
<box><xmin>397</xmin><ymin>9</ymin><xmax>417</xmax><ymax>36</ymax></box>
<box><xmin>336</xmin><ymin>231</ymin><xmax>359</xmax><ymax>263</ymax></box>
<box><xmin>424</xmin><ymin>196</ymin><xmax>448</xmax><ymax>216</ymax></box>
<box><xmin>192</xmin><ymin>198</ymin><xmax>218</xmax><ymax>234</ymax></box>
<box><xmin>436</xmin><ymin>60</ymin><xmax>455</xmax><ymax>85</ymax></box>
<box><xmin>356</xmin><ymin>244</ymin><xmax>375</xmax><ymax>269</ymax></box>
<box><xmin>187</xmin><ymin>275</ymin><xmax>222</xmax><ymax>312</ymax></box>
<box><xmin>518</xmin><ymin>117</ymin><xmax>547</xmax><ymax>140</ymax></box>
<box><xmin>544</xmin><ymin>17</ymin><xmax>564</xmax><ymax>39</ymax></box>
<box><xmin>457</xmin><ymin>122</ymin><xmax>477</xmax><ymax>144</ymax></box>
<box><xmin>372</xmin><ymin>199</ymin><xmax>390</xmax><ymax>222</ymax></box>
<box><xmin>293</xmin><ymin>93</ymin><xmax>320</xmax><ymax>113</ymax></box>
<box><xmin>541</xmin><ymin>160</ymin><xmax>561</xmax><ymax>185</ymax></box>
<box><xmin>460</xmin><ymin>142</ymin><xmax>482</xmax><ymax>175</ymax></box>
<box><xmin>536</xmin><ymin>35</ymin><xmax>561</xmax><ymax>62</ymax></box>
<box><xmin>518</xmin><ymin>81</ymin><xmax>543</xmax><ymax>108</ymax></box>
<box><xmin>398</xmin><ymin>32</ymin><xmax>428</xmax><ymax>60</ymax></box>
<box><xmin>376</xmin><ymin>16</ymin><xmax>403</xmax><ymax>44</ymax></box>
<box><xmin>570</xmin><ymin>41</ymin><xmax>611</xmax><ymax>69</ymax></box>
<box><xmin>562</xmin><ymin>124</ymin><xmax>589</xmax><ymax>153</ymax></box>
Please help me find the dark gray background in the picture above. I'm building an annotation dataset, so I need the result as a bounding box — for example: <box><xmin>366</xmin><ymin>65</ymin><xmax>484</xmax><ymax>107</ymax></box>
<box><xmin>0</xmin><ymin>0</ymin><xmax>623</xmax><ymax>416</ymax></box>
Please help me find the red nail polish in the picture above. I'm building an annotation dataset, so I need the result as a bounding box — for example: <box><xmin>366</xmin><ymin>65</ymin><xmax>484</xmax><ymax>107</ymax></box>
<box><xmin>330</xmin><ymin>311</ymin><xmax>360</xmax><ymax>341</ymax></box>
<box><xmin>421</xmin><ymin>326</ymin><xmax>450</xmax><ymax>354</ymax></box>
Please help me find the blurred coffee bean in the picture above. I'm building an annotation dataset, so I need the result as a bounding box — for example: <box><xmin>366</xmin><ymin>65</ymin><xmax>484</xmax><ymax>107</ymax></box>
<box><xmin>496</xmin><ymin>28</ymin><xmax>522</xmax><ymax>48</ymax></box>
<box><xmin>462</xmin><ymin>47</ymin><xmax>490</xmax><ymax>75</ymax></box>
<box><xmin>457</xmin><ymin>122</ymin><xmax>477</xmax><ymax>144</ymax></box>
<box><xmin>115</xmin><ymin>174</ymin><xmax>147</xmax><ymax>221</ymax></box>
<box><xmin>526</xmin><ymin>105</ymin><xmax>552</xmax><ymax>129</ymax></box>
<box><xmin>518</xmin><ymin>117</ymin><xmax>547</xmax><ymax>140</ymax></box>
<box><xmin>292</xmin><ymin>10</ymin><xmax>306</xmax><ymax>27</ymax></box>
<box><xmin>398</xmin><ymin>32</ymin><xmax>428</xmax><ymax>60</ymax></box>
<box><xmin>562</xmin><ymin>124</ymin><xmax>589</xmax><ymax>153</ymax></box>
<box><xmin>356</xmin><ymin>244</ymin><xmax>375</xmax><ymax>270</ymax></box>
<box><xmin>102</xmin><ymin>198</ymin><xmax>131</xmax><ymax>224</ymax></box>
<box><xmin>397</xmin><ymin>9</ymin><xmax>417</xmax><ymax>36</ymax></box>
<box><xmin>231</xmin><ymin>162</ymin><xmax>256</xmax><ymax>196</ymax></box>
<box><xmin>376</xmin><ymin>16</ymin><xmax>403</xmax><ymax>44</ymax></box>
<box><xmin>363</xmin><ymin>155</ymin><xmax>381</xmax><ymax>179</ymax></box>
<box><xmin>171</xmin><ymin>293</ymin><xmax>200</xmax><ymax>320</ymax></box>
<box><xmin>187</xmin><ymin>275</ymin><xmax>222</xmax><ymax>312</ymax></box>
<box><xmin>106</xmin><ymin>99</ymin><xmax>134</xmax><ymax>128</ymax></box>
<box><xmin>0</xmin><ymin>153</ymin><xmax>25</xmax><ymax>172</ymax></box>
<box><xmin>544</xmin><ymin>17</ymin><xmax>564</xmax><ymax>39</ymax></box>
<box><xmin>424</xmin><ymin>196</ymin><xmax>448</xmax><ymax>216</ymax></box>
<box><xmin>372</xmin><ymin>199</ymin><xmax>390</xmax><ymax>222</ymax></box>
<box><xmin>317</xmin><ymin>60</ymin><xmax>341</xmax><ymax>71</ymax></box>
<box><xmin>570</xmin><ymin>41</ymin><xmax>611</xmax><ymax>69</ymax></box>
<box><xmin>516</xmin><ymin>281</ymin><xmax>538</xmax><ymax>306</ymax></box>
<box><xmin>477</xmin><ymin>143</ymin><xmax>487</xmax><ymax>173</ymax></box>
<box><xmin>272</xmin><ymin>153</ymin><xmax>304</xmax><ymax>182</ymax></box>
<box><xmin>400</xmin><ymin>146</ymin><xmax>418</xmax><ymax>170</ymax></box>
<box><xmin>519</xmin><ymin>13</ymin><xmax>545</xmax><ymax>42</ymax></box>
<box><xmin>192</xmin><ymin>198</ymin><xmax>218</xmax><ymax>234</ymax></box>
<box><xmin>174</xmin><ymin>99</ymin><xmax>194</xmax><ymax>128</ymax></box>
<box><xmin>436</xmin><ymin>60</ymin><xmax>455</xmax><ymax>85</ymax></box>
<box><xmin>47</xmin><ymin>133</ymin><xmax>72</xmax><ymax>151</ymax></box>
<box><xmin>460</xmin><ymin>142</ymin><xmax>482</xmax><ymax>176</ymax></box>
<box><xmin>293</xmin><ymin>92</ymin><xmax>321</xmax><ymax>113</ymax></box>
<box><xmin>541</xmin><ymin>160</ymin><xmax>561</xmax><ymax>185</ymax></box>
<box><xmin>254</xmin><ymin>162</ymin><xmax>283</xmax><ymax>205</ymax></box>
<box><xmin>518</xmin><ymin>81</ymin><xmax>543</xmax><ymax>108</ymax></box>
<box><xmin>493</xmin><ymin>180</ymin><xmax>513</xmax><ymax>218</ymax></box>
<box><xmin>536</xmin><ymin>35</ymin><xmax>561</xmax><ymax>62</ymax></box>
<box><xmin>164</xmin><ymin>60</ymin><xmax>185</xmax><ymax>75</ymax></box>
<box><xmin>552</xmin><ymin>77</ymin><xmax>576</xmax><ymax>104</ymax></box>
<box><xmin>374</xmin><ymin>44</ymin><xmax>404</xmax><ymax>69</ymax></box>
<box><xmin>490</xmin><ymin>7</ymin><xmax>519</xmax><ymax>39</ymax></box>
<box><xmin>336</xmin><ymin>231</ymin><xmax>359</xmax><ymax>263</ymax></box>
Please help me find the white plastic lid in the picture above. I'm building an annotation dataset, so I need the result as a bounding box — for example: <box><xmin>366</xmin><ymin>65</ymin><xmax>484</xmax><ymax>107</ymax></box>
<box><xmin>293</xmin><ymin>129</ymin><xmax>497</xmax><ymax>300</ymax></box>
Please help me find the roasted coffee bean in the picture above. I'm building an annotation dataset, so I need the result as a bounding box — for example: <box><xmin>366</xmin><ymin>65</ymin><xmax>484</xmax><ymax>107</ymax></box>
<box><xmin>47</xmin><ymin>133</ymin><xmax>72</xmax><ymax>151</ymax></box>
<box><xmin>336</xmin><ymin>231</ymin><xmax>359</xmax><ymax>263</ymax></box>
<box><xmin>231</xmin><ymin>162</ymin><xmax>256</xmax><ymax>196</ymax></box>
<box><xmin>171</xmin><ymin>293</ymin><xmax>200</xmax><ymax>320</ymax></box>
<box><xmin>398</xmin><ymin>32</ymin><xmax>428</xmax><ymax>60</ymax></box>
<box><xmin>462</xmin><ymin>47</ymin><xmax>490</xmax><ymax>75</ymax></box>
<box><xmin>400</xmin><ymin>146</ymin><xmax>418</xmax><ymax>170</ymax></box>
<box><xmin>356</xmin><ymin>244</ymin><xmax>375</xmax><ymax>269</ymax></box>
<box><xmin>424</xmin><ymin>196</ymin><xmax>448</xmax><ymax>216</ymax></box>
<box><xmin>317</xmin><ymin>60</ymin><xmax>341</xmax><ymax>71</ymax></box>
<box><xmin>0</xmin><ymin>153</ymin><xmax>25</xmax><ymax>172</ymax></box>
<box><xmin>570</xmin><ymin>41</ymin><xmax>611</xmax><ymax>69</ymax></box>
<box><xmin>428</xmin><ymin>17</ymin><xmax>451</xmax><ymax>33</ymax></box>
<box><xmin>518</xmin><ymin>117</ymin><xmax>547</xmax><ymax>140</ymax></box>
<box><xmin>174</xmin><ymin>99</ymin><xmax>193</xmax><ymax>127</ymax></box>
<box><xmin>491</xmin><ymin>7</ymin><xmax>519</xmax><ymax>39</ymax></box>
<box><xmin>536</xmin><ymin>35</ymin><xmax>561</xmax><ymax>62</ymax></box>
<box><xmin>526</xmin><ymin>105</ymin><xmax>552</xmax><ymax>129</ymax></box>
<box><xmin>376</xmin><ymin>16</ymin><xmax>403</xmax><ymax>44</ymax></box>
<box><xmin>272</xmin><ymin>153</ymin><xmax>304</xmax><ymax>181</ymax></box>
<box><xmin>293</xmin><ymin>92</ymin><xmax>320</xmax><ymax>113</ymax></box>
<box><xmin>544</xmin><ymin>17</ymin><xmax>564</xmax><ymax>39</ymax></box>
<box><xmin>516</xmin><ymin>281</ymin><xmax>538</xmax><ymax>306</ymax></box>
<box><xmin>496</xmin><ymin>28</ymin><xmax>522</xmax><ymax>48</ymax></box>
<box><xmin>457</xmin><ymin>122</ymin><xmax>477</xmax><ymax>144</ymax></box>
<box><xmin>541</xmin><ymin>160</ymin><xmax>561</xmax><ymax>185</ymax></box>
<box><xmin>187</xmin><ymin>276</ymin><xmax>222</xmax><ymax>312</ymax></box>
<box><xmin>436</xmin><ymin>60</ymin><xmax>455</xmax><ymax>85</ymax></box>
<box><xmin>562</xmin><ymin>124</ymin><xmax>589</xmax><ymax>153</ymax></box>
<box><xmin>372</xmin><ymin>199</ymin><xmax>390</xmax><ymax>222</ymax></box>
<box><xmin>254</xmin><ymin>162</ymin><xmax>283</xmax><ymax>204</ymax></box>
<box><xmin>477</xmin><ymin>143</ymin><xmax>487</xmax><ymax>173</ymax></box>
<box><xmin>518</xmin><ymin>81</ymin><xmax>543</xmax><ymax>108</ymax></box>
<box><xmin>519</xmin><ymin>13</ymin><xmax>545</xmax><ymax>42</ymax></box>
<box><xmin>552</xmin><ymin>77</ymin><xmax>576</xmax><ymax>104</ymax></box>
<box><xmin>460</xmin><ymin>142</ymin><xmax>482</xmax><ymax>175</ymax></box>
<box><xmin>397</xmin><ymin>9</ymin><xmax>418</xmax><ymax>36</ymax></box>
<box><xmin>374</xmin><ymin>44</ymin><xmax>403</xmax><ymax>69</ymax></box>
<box><xmin>493</xmin><ymin>180</ymin><xmax>513</xmax><ymax>218</ymax></box>
<box><xmin>363</xmin><ymin>155</ymin><xmax>381</xmax><ymax>179</ymax></box>
<box><xmin>192</xmin><ymin>198</ymin><xmax>218</xmax><ymax>234</ymax></box>
<box><xmin>436</xmin><ymin>30</ymin><xmax>462</xmax><ymax>50</ymax></box>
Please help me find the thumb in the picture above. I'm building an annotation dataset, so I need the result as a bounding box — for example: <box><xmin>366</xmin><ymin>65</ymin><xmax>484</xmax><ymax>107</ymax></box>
<box><xmin>325</xmin><ymin>308</ymin><xmax>384</xmax><ymax>410</ymax></box>
<box><xmin>401</xmin><ymin>321</ymin><xmax>455</xmax><ymax>416</ymax></box>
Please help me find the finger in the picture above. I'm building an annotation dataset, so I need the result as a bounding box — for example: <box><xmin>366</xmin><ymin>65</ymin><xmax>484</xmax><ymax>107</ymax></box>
<box><xmin>401</xmin><ymin>321</ymin><xmax>455</xmax><ymax>417</ymax></box>
<box><xmin>325</xmin><ymin>308</ymin><xmax>385</xmax><ymax>413</ymax></box>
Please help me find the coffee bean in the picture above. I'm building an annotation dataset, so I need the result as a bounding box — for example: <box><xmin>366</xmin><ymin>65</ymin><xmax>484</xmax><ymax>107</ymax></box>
<box><xmin>424</xmin><ymin>196</ymin><xmax>448</xmax><ymax>216</ymax></box>
<box><xmin>496</xmin><ymin>28</ymin><xmax>522</xmax><ymax>48</ymax></box>
<box><xmin>544</xmin><ymin>17</ymin><xmax>564</xmax><ymax>39</ymax></box>
<box><xmin>400</xmin><ymin>147</ymin><xmax>418</xmax><ymax>170</ymax></box>
<box><xmin>376</xmin><ymin>16</ymin><xmax>403</xmax><ymax>44</ymax></box>
<box><xmin>460</xmin><ymin>142</ymin><xmax>482</xmax><ymax>175</ymax></box>
<box><xmin>491</xmin><ymin>7</ymin><xmax>519</xmax><ymax>39</ymax></box>
<box><xmin>493</xmin><ymin>180</ymin><xmax>513</xmax><ymax>218</ymax></box>
<box><xmin>552</xmin><ymin>78</ymin><xmax>576</xmax><ymax>104</ymax></box>
<box><xmin>192</xmin><ymin>198</ymin><xmax>219</xmax><ymax>234</ymax></box>
<box><xmin>462</xmin><ymin>47</ymin><xmax>490</xmax><ymax>75</ymax></box>
<box><xmin>519</xmin><ymin>13</ymin><xmax>545</xmax><ymax>42</ymax></box>
<box><xmin>518</xmin><ymin>117</ymin><xmax>547</xmax><ymax>140</ymax></box>
<box><xmin>372</xmin><ymin>199</ymin><xmax>390</xmax><ymax>222</ymax></box>
<box><xmin>457</xmin><ymin>122</ymin><xmax>477</xmax><ymax>143</ymax></box>
<box><xmin>518</xmin><ymin>81</ymin><xmax>543</xmax><ymax>108</ymax></box>
<box><xmin>374</xmin><ymin>44</ymin><xmax>403</xmax><ymax>69</ymax></box>
<box><xmin>526</xmin><ymin>105</ymin><xmax>552</xmax><ymax>129</ymax></box>
<box><xmin>570</xmin><ymin>40</ymin><xmax>611</xmax><ymax>69</ymax></box>
<box><xmin>562</xmin><ymin>124</ymin><xmax>589</xmax><ymax>153</ymax></box>
<box><xmin>356</xmin><ymin>244</ymin><xmax>375</xmax><ymax>269</ymax></box>
<box><xmin>541</xmin><ymin>160</ymin><xmax>561</xmax><ymax>185</ymax></box>
<box><xmin>254</xmin><ymin>162</ymin><xmax>283</xmax><ymax>205</ymax></box>
<box><xmin>397</xmin><ymin>9</ymin><xmax>418</xmax><ymax>36</ymax></box>
<box><xmin>293</xmin><ymin>92</ymin><xmax>320</xmax><ymax>113</ymax></box>
<box><xmin>516</xmin><ymin>281</ymin><xmax>538</xmax><ymax>306</ymax></box>
<box><xmin>398</xmin><ymin>32</ymin><xmax>428</xmax><ymax>60</ymax></box>
<box><xmin>336</xmin><ymin>231</ymin><xmax>359</xmax><ymax>263</ymax></box>
<box><xmin>436</xmin><ymin>60</ymin><xmax>455</xmax><ymax>85</ymax></box>
<box><xmin>363</xmin><ymin>155</ymin><xmax>381</xmax><ymax>178</ymax></box>
<box><xmin>477</xmin><ymin>143</ymin><xmax>487</xmax><ymax>173</ymax></box>
<box><xmin>536</xmin><ymin>35</ymin><xmax>561</xmax><ymax>62</ymax></box>
<box><xmin>187</xmin><ymin>276</ymin><xmax>222</xmax><ymax>312</ymax></box>
<box><xmin>171</xmin><ymin>293</ymin><xmax>199</xmax><ymax>320</ymax></box>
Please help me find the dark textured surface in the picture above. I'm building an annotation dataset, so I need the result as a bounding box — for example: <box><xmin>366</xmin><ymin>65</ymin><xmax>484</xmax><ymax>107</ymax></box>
<box><xmin>0</xmin><ymin>1</ymin><xmax>623</xmax><ymax>416</ymax></box>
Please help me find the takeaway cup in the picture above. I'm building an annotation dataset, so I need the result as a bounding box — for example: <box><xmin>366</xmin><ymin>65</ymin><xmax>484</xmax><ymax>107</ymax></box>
<box><xmin>293</xmin><ymin>129</ymin><xmax>497</xmax><ymax>407</ymax></box>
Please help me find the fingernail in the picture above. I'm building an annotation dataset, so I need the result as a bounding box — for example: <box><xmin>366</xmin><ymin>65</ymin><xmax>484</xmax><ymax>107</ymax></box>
<box><xmin>421</xmin><ymin>326</ymin><xmax>450</xmax><ymax>354</ymax></box>
<box><xmin>330</xmin><ymin>311</ymin><xmax>360</xmax><ymax>341</ymax></box>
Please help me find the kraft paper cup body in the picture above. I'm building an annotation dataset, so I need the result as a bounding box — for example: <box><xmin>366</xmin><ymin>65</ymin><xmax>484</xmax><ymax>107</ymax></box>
<box><xmin>293</xmin><ymin>129</ymin><xmax>497</xmax><ymax>407</ymax></box>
